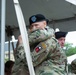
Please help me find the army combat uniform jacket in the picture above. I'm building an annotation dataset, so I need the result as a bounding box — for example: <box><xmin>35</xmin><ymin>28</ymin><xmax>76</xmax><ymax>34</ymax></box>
<box><xmin>71</xmin><ymin>58</ymin><xmax>76</xmax><ymax>74</ymax></box>
<box><xmin>11</xmin><ymin>26</ymin><xmax>67</xmax><ymax>75</ymax></box>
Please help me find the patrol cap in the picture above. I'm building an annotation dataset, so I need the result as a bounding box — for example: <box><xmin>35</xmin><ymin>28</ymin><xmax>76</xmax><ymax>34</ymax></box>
<box><xmin>29</xmin><ymin>14</ymin><xmax>49</xmax><ymax>25</ymax></box>
<box><xmin>55</xmin><ymin>31</ymin><xmax>68</xmax><ymax>39</ymax></box>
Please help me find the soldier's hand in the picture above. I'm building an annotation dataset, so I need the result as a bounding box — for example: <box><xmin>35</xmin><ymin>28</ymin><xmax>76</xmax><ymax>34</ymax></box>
<box><xmin>18</xmin><ymin>35</ymin><xmax>23</xmax><ymax>44</ymax></box>
<box><xmin>15</xmin><ymin>35</ymin><xmax>23</xmax><ymax>51</ymax></box>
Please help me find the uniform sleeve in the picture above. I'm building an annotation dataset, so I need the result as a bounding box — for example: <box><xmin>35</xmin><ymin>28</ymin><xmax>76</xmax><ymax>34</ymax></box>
<box><xmin>15</xmin><ymin>44</ymin><xmax>27</xmax><ymax>64</ymax></box>
<box><xmin>31</xmin><ymin>37</ymin><xmax>56</xmax><ymax>66</ymax></box>
<box><xmin>31</xmin><ymin>38</ymin><xmax>56</xmax><ymax>67</ymax></box>
<box><xmin>28</xmin><ymin>28</ymin><xmax>54</xmax><ymax>45</ymax></box>
<box><xmin>31</xmin><ymin>42</ymin><xmax>48</xmax><ymax>67</ymax></box>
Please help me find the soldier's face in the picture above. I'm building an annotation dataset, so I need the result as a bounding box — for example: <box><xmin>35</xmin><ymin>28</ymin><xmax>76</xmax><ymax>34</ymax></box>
<box><xmin>58</xmin><ymin>37</ymin><xmax>65</xmax><ymax>48</ymax></box>
<box><xmin>30</xmin><ymin>21</ymin><xmax>46</xmax><ymax>31</ymax></box>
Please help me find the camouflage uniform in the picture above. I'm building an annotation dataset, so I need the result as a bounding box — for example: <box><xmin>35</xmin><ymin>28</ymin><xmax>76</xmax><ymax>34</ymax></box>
<box><xmin>11</xmin><ymin>26</ymin><xmax>67</xmax><ymax>75</ymax></box>
<box><xmin>71</xmin><ymin>59</ymin><xmax>76</xmax><ymax>74</ymax></box>
<box><xmin>32</xmin><ymin>37</ymin><xmax>67</xmax><ymax>75</ymax></box>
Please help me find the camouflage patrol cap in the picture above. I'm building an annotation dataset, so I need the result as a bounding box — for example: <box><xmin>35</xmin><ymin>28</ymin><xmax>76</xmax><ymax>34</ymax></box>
<box><xmin>55</xmin><ymin>31</ymin><xmax>68</xmax><ymax>39</ymax></box>
<box><xmin>29</xmin><ymin>14</ymin><xmax>49</xmax><ymax>25</ymax></box>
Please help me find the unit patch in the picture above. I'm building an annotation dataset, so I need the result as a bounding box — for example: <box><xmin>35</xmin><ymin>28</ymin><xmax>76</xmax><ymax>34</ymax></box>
<box><xmin>35</xmin><ymin>46</ymin><xmax>42</xmax><ymax>52</ymax></box>
<box><xmin>35</xmin><ymin>42</ymin><xmax>47</xmax><ymax>53</ymax></box>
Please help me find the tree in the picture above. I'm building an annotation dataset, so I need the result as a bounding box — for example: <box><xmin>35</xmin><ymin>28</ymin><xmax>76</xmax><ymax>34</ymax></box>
<box><xmin>64</xmin><ymin>43</ymin><xmax>76</xmax><ymax>56</ymax></box>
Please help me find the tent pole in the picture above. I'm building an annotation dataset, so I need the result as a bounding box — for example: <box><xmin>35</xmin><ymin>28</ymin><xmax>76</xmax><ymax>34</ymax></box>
<box><xmin>13</xmin><ymin>0</ymin><xmax>35</xmax><ymax>75</ymax></box>
<box><xmin>0</xmin><ymin>0</ymin><xmax>6</xmax><ymax>75</ymax></box>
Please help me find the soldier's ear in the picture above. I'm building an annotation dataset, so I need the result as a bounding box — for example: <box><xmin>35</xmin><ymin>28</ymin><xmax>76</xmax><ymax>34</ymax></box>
<box><xmin>43</xmin><ymin>21</ymin><xmax>47</xmax><ymax>27</ymax></box>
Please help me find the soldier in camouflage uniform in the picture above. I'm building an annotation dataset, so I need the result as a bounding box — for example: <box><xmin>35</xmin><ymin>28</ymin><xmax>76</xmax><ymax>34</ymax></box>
<box><xmin>55</xmin><ymin>31</ymin><xmax>68</xmax><ymax>48</ymax></box>
<box><xmin>71</xmin><ymin>59</ymin><xmax>76</xmax><ymax>74</ymax></box>
<box><xmin>11</xmin><ymin>14</ymin><xmax>67</xmax><ymax>75</ymax></box>
<box><xmin>55</xmin><ymin>31</ymin><xmax>68</xmax><ymax>74</ymax></box>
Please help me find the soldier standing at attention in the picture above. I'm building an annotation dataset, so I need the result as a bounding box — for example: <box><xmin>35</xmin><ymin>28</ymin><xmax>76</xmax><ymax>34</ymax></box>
<box><xmin>12</xmin><ymin>14</ymin><xmax>67</xmax><ymax>75</ymax></box>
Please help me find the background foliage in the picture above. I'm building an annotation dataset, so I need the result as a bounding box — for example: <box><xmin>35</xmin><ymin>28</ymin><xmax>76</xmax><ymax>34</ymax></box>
<box><xmin>64</xmin><ymin>43</ymin><xmax>76</xmax><ymax>56</ymax></box>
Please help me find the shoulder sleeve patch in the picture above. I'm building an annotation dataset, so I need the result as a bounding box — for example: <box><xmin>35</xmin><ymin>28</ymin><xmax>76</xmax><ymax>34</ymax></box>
<box><xmin>35</xmin><ymin>42</ymin><xmax>47</xmax><ymax>53</ymax></box>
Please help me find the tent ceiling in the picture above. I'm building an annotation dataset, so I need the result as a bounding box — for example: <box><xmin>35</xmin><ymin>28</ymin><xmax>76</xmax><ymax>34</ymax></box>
<box><xmin>0</xmin><ymin>0</ymin><xmax>76</xmax><ymax>41</ymax></box>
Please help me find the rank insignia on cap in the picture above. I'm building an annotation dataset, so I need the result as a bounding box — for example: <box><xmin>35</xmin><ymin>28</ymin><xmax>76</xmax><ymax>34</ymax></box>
<box><xmin>35</xmin><ymin>46</ymin><xmax>42</xmax><ymax>52</ymax></box>
<box><xmin>31</xmin><ymin>16</ymin><xmax>37</xmax><ymax>22</ymax></box>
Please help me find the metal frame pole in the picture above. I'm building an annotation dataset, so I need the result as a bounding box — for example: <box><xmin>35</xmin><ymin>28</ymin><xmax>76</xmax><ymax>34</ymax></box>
<box><xmin>8</xmin><ymin>38</ymin><xmax>10</xmax><ymax>60</ymax></box>
<box><xmin>0</xmin><ymin>0</ymin><xmax>6</xmax><ymax>75</ymax></box>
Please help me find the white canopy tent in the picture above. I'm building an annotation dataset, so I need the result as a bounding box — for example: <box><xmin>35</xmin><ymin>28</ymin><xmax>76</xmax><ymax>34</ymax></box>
<box><xmin>0</xmin><ymin>0</ymin><xmax>76</xmax><ymax>42</ymax></box>
<box><xmin>0</xmin><ymin>0</ymin><xmax>76</xmax><ymax>75</ymax></box>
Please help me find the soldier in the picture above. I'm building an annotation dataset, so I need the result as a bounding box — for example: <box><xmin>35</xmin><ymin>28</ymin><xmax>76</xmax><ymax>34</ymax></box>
<box><xmin>55</xmin><ymin>31</ymin><xmax>68</xmax><ymax>74</ymax></box>
<box><xmin>71</xmin><ymin>59</ymin><xmax>76</xmax><ymax>74</ymax></box>
<box><xmin>12</xmin><ymin>14</ymin><xmax>67</xmax><ymax>75</ymax></box>
<box><xmin>55</xmin><ymin>31</ymin><xmax>68</xmax><ymax>48</ymax></box>
<box><xmin>5</xmin><ymin>60</ymin><xmax>14</xmax><ymax>75</ymax></box>
<box><xmin>11</xmin><ymin>14</ymin><xmax>54</xmax><ymax>75</ymax></box>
